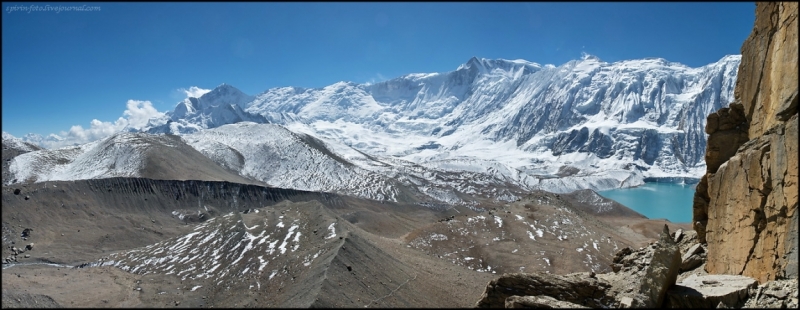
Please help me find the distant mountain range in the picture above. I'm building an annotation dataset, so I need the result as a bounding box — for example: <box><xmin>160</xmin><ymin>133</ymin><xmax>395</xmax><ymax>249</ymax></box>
<box><xmin>5</xmin><ymin>54</ymin><xmax>740</xmax><ymax>204</ymax></box>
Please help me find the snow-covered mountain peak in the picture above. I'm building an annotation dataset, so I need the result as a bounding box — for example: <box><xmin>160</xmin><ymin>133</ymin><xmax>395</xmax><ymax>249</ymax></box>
<box><xmin>197</xmin><ymin>83</ymin><xmax>254</xmax><ymax>109</ymax></box>
<box><xmin>464</xmin><ymin>56</ymin><xmax>485</xmax><ymax>69</ymax></box>
<box><xmin>457</xmin><ymin>57</ymin><xmax>542</xmax><ymax>75</ymax></box>
<box><xmin>140</xmin><ymin>83</ymin><xmax>265</xmax><ymax>135</ymax></box>
<box><xmin>580</xmin><ymin>52</ymin><xmax>601</xmax><ymax>61</ymax></box>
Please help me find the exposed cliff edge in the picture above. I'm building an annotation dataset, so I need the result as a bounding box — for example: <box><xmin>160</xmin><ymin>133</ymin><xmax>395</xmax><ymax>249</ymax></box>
<box><xmin>693</xmin><ymin>2</ymin><xmax>798</xmax><ymax>283</ymax></box>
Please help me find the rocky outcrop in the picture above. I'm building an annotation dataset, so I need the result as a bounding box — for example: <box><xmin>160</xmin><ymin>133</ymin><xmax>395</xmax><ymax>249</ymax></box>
<box><xmin>504</xmin><ymin>295</ymin><xmax>589</xmax><ymax>309</ymax></box>
<box><xmin>475</xmin><ymin>272</ymin><xmax>615</xmax><ymax>308</ymax></box>
<box><xmin>664</xmin><ymin>274</ymin><xmax>758</xmax><ymax>308</ymax></box>
<box><xmin>475</xmin><ymin>227</ymin><xmax>691</xmax><ymax>308</ymax></box>
<box><xmin>693</xmin><ymin>2</ymin><xmax>798</xmax><ymax>283</ymax></box>
<box><xmin>635</xmin><ymin>225</ymin><xmax>682</xmax><ymax>308</ymax></box>
<box><xmin>743</xmin><ymin>278</ymin><xmax>800</xmax><ymax>308</ymax></box>
<box><xmin>472</xmin><ymin>227</ymin><xmax>798</xmax><ymax>308</ymax></box>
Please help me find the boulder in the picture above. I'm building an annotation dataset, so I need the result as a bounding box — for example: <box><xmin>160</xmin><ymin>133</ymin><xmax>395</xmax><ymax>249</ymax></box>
<box><xmin>613</xmin><ymin>247</ymin><xmax>633</xmax><ymax>264</ymax></box>
<box><xmin>636</xmin><ymin>225</ymin><xmax>682</xmax><ymax>308</ymax></box>
<box><xmin>505</xmin><ymin>295</ymin><xmax>589</xmax><ymax>308</ymax></box>
<box><xmin>475</xmin><ymin>272</ymin><xmax>614</xmax><ymax>308</ymax></box>
<box><xmin>680</xmin><ymin>254</ymin><xmax>705</xmax><ymax>272</ymax></box>
<box><xmin>664</xmin><ymin>274</ymin><xmax>757</xmax><ymax>308</ymax></box>
<box><xmin>618</xmin><ymin>296</ymin><xmax>635</xmax><ymax>308</ymax></box>
<box><xmin>673</xmin><ymin>229</ymin><xmax>684</xmax><ymax>243</ymax></box>
<box><xmin>680</xmin><ymin>243</ymin><xmax>705</xmax><ymax>271</ymax></box>
<box><xmin>682</xmin><ymin>243</ymin><xmax>703</xmax><ymax>259</ymax></box>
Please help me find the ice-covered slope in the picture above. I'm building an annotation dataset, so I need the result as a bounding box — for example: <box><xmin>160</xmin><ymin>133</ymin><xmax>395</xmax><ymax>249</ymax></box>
<box><xmin>182</xmin><ymin>122</ymin><xmax>400</xmax><ymax>201</ymax></box>
<box><xmin>181</xmin><ymin>122</ymin><xmax>533</xmax><ymax>204</ymax></box>
<box><xmin>3</xmin><ymin>132</ymin><xmax>43</xmax><ymax>184</ymax></box>
<box><xmin>240</xmin><ymin>55</ymin><xmax>739</xmax><ymax>183</ymax></box>
<box><xmin>9</xmin><ymin>134</ymin><xmax>149</xmax><ymax>183</ymax></box>
<box><xmin>5</xmin><ymin>132</ymin><xmax>261</xmax><ymax>185</ymax></box>
<box><xmin>6</xmin><ymin>122</ymin><xmax>618</xmax><ymax>205</ymax></box>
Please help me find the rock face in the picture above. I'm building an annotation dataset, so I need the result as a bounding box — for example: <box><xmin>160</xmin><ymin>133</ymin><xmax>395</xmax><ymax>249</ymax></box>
<box><xmin>693</xmin><ymin>2</ymin><xmax>799</xmax><ymax>283</ymax></box>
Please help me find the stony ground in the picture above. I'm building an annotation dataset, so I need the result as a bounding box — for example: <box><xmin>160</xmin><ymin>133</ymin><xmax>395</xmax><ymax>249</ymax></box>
<box><xmin>2</xmin><ymin>177</ymin><xmax>686</xmax><ymax>308</ymax></box>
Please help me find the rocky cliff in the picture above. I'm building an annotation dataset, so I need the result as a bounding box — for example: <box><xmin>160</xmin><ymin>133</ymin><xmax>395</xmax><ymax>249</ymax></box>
<box><xmin>693</xmin><ymin>2</ymin><xmax>798</xmax><ymax>283</ymax></box>
<box><xmin>472</xmin><ymin>3</ymin><xmax>798</xmax><ymax>309</ymax></box>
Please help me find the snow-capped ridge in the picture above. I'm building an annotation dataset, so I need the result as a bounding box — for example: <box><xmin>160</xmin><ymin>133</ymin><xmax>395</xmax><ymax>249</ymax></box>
<box><xmin>3</xmin><ymin>131</ymin><xmax>40</xmax><ymax>152</ymax></box>
<box><xmin>235</xmin><ymin>54</ymin><xmax>739</xmax><ymax>188</ymax></box>
<box><xmin>7</xmin><ymin>132</ymin><xmax>152</xmax><ymax>183</ymax></box>
<box><xmin>10</xmin><ymin>53</ymin><xmax>741</xmax><ymax>203</ymax></box>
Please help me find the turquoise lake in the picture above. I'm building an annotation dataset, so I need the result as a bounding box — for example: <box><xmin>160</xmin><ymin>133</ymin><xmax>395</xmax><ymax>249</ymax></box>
<box><xmin>597</xmin><ymin>182</ymin><xmax>697</xmax><ymax>223</ymax></box>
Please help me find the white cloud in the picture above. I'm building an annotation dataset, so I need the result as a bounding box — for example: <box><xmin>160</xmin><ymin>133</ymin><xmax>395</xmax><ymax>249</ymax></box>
<box><xmin>124</xmin><ymin>100</ymin><xmax>165</xmax><ymax>128</ymax></box>
<box><xmin>31</xmin><ymin>100</ymin><xmax>166</xmax><ymax>149</ymax></box>
<box><xmin>180</xmin><ymin>86</ymin><xmax>211</xmax><ymax>99</ymax></box>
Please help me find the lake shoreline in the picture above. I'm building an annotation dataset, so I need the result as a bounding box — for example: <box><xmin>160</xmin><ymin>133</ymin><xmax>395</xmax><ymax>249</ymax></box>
<box><xmin>597</xmin><ymin>181</ymin><xmax>696</xmax><ymax>223</ymax></box>
<box><xmin>643</xmin><ymin>176</ymin><xmax>700</xmax><ymax>185</ymax></box>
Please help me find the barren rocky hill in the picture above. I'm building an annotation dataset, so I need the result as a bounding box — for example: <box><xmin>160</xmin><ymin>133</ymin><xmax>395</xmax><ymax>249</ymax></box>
<box><xmin>1</xmin><ymin>176</ymin><xmax>679</xmax><ymax>308</ymax></box>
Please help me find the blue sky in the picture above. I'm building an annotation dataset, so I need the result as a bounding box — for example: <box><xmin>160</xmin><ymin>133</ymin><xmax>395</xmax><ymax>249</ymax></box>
<box><xmin>2</xmin><ymin>2</ymin><xmax>754</xmax><ymax>140</ymax></box>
